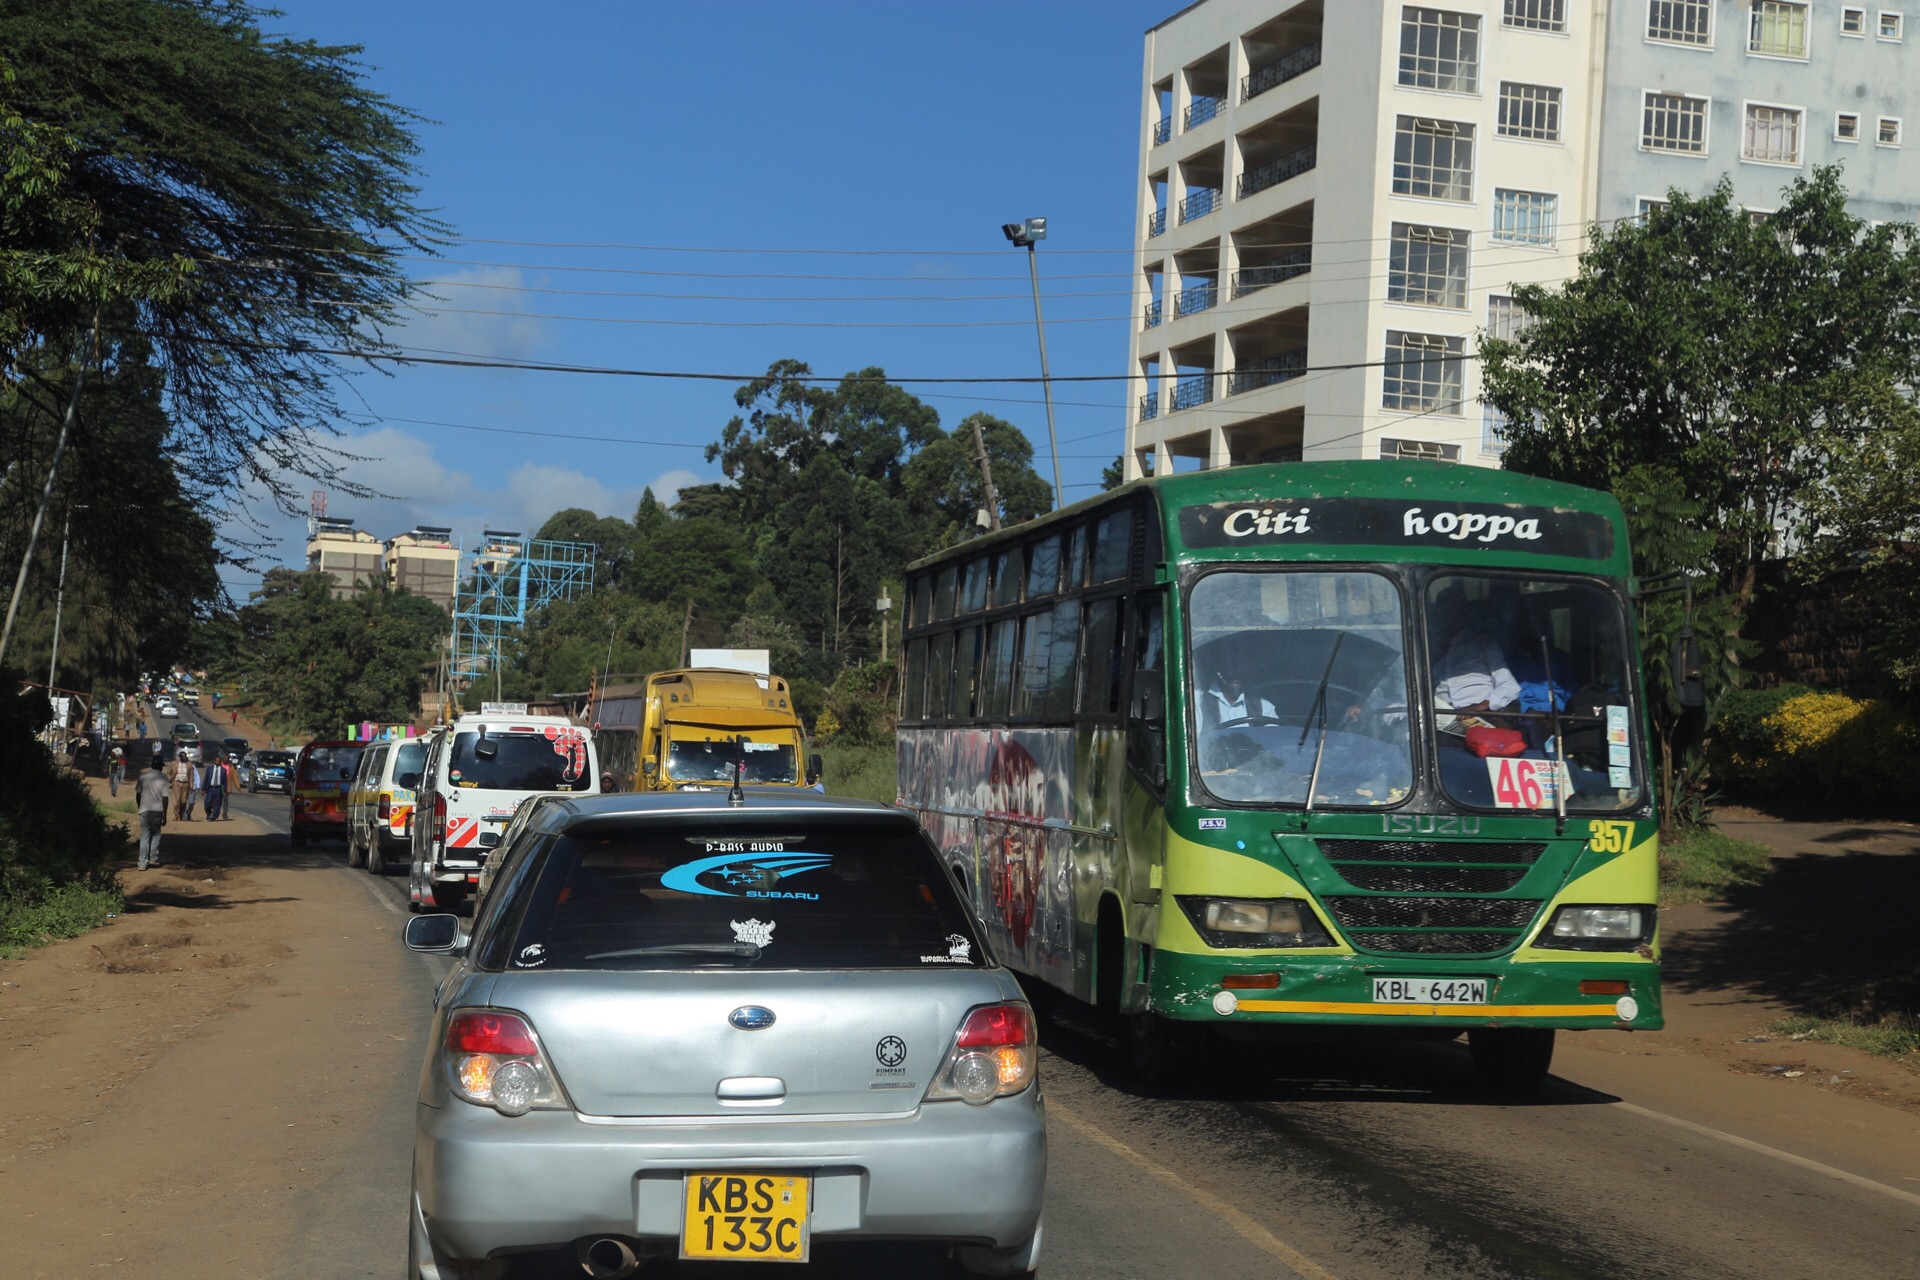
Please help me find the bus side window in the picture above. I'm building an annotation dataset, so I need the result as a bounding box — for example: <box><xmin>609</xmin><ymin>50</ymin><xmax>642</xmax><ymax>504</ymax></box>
<box><xmin>1127</xmin><ymin>595</ymin><xmax>1166</xmax><ymax>789</ymax></box>
<box><xmin>1079</xmin><ymin>598</ymin><xmax>1125</xmax><ymax>715</ymax></box>
<box><xmin>902</xmin><ymin>639</ymin><xmax>928</xmax><ymax>721</ymax></box>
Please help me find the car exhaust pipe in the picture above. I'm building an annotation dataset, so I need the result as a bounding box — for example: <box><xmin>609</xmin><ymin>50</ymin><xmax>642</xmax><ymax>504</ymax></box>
<box><xmin>577</xmin><ymin>1236</ymin><xmax>642</xmax><ymax>1279</ymax></box>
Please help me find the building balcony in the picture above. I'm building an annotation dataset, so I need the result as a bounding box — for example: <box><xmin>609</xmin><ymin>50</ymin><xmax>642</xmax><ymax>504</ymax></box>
<box><xmin>1147</xmin><ymin>207</ymin><xmax>1167</xmax><ymax>239</ymax></box>
<box><xmin>1237</xmin><ymin>145</ymin><xmax>1317</xmax><ymax>200</ymax></box>
<box><xmin>1178</xmin><ymin>188</ymin><xmax>1220</xmax><ymax>224</ymax></box>
<box><xmin>1143</xmin><ymin>299</ymin><xmax>1163</xmax><ymax>329</ymax></box>
<box><xmin>1184</xmin><ymin>95</ymin><xmax>1224</xmax><ymax>130</ymax></box>
<box><xmin>1172</xmin><ymin>373</ymin><xmax>1215</xmax><ymax>411</ymax></box>
<box><xmin>1139</xmin><ymin>391</ymin><xmax>1160</xmax><ymax>421</ymax></box>
<box><xmin>1174</xmin><ymin>281</ymin><xmax>1217</xmax><ymax>318</ymax></box>
<box><xmin>1231</xmin><ymin>250</ymin><xmax>1312</xmax><ymax>298</ymax></box>
<box><xmin>1152</xmin><ymin>116</ymin><xmax>1172</xmax><ymax>146</ymax></box>
<box><xmin>1242</xmin><ymin>42</ymin><xmax>1323</xmax><ymax>103</ymax></box>
<box><xmin>1228</xmin><ymin>348</ymin><xmax>1309</xmax><ymax>395</ymax></box>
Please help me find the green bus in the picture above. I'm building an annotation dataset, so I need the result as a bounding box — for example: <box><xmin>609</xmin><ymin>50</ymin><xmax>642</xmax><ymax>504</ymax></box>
<box><xmin>896</xmin><ymin>461</ymin><xmax>1660</xmax><ymax>1090</ymax></box>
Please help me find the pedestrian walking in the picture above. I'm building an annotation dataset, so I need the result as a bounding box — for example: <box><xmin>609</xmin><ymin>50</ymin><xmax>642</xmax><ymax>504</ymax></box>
<box><xmin>136</xmin><ymin>757</ymin><xmax>169</xmax><ymax>869</ymax></box>
<box><xmin>108</xmin><ymin>745</ymin><xmax>126</xmax><ymax>797</ymax></box>
<box><xmin>186</xmin><ymin>756</ymin><xmax>206</xmax><ymax>819</ymax></box>
<box><xmin>170</xmin><ymin>752</ymin><xmax>193</xmax><ymax>820</ymax></box>
<box><xmin>230</xmin><ymin>707</ymin><xmax>240</xmax><ymax>727</ymax></box>
<box><xmin>136</xmin><ymin>720</ymin><xmax>147</xmax><ymax>741</ymax></box>
<box><xmin>205</xmin><ymin>757</ymin><xmax>228</xmax><ymax>821</ymax></box>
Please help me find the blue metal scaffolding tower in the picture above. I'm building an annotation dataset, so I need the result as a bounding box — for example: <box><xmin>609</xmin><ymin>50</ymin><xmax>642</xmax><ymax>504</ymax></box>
<box><xmin>451</xmin><ymin>532</ymin><xmax>596</xmax><ymax>685</ymax></box>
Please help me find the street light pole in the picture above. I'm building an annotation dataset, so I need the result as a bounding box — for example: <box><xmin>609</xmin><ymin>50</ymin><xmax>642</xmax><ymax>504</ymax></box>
<box><xmin>47</xmin><ymin>506</ymin><xmax>84</xmax><ymax>696</ymax></box>
<box><xmin>1002</xmin><ymin>218</ymin><xmax>1064</xmax><ymax>511</ymax></box>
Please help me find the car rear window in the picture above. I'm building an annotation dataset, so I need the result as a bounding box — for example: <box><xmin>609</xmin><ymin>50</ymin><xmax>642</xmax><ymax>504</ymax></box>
<box><xmin>299</xmin><ymin>745</ymin><xmax>364</xmax><ymax>782</ymax></box>
<box><xmin>486</xmin><ymin>815</ymin><xmax>983</xmax><ymax>972</ymax></box>
<box><xmin>256</xmin><ymin>752</ymin><xmax>293</xmax><ymax>767</ymax></box>
<box><xmin>449</xmin><ymin>729</ymin><xmax>592</xmax><ymax>792</ymax></box>
<box><xmin>392</xmin><ymin>741</ymin><xmax>428</xmax><ymax>780</ymax></box>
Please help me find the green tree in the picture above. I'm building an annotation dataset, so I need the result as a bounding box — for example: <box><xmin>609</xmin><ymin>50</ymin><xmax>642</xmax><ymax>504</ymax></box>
<box><xmin>535</xmin><ymin>507</ymin><xmax>636</xmax><ymax>593</ymax></box>
<box><xmin>1100</xmin><ymin>456</ymin><xmax>1127</xmax><ymax>492</ymax></box>
<box><xmin>1481</xmin><ymin>169</ymin><xmax>1920</xmax><ymax>616</ymax></box>
<box><xmin>901</xmin><ymin>412</ymin><xmax>1053</xmax><ymax>550</ymax></box>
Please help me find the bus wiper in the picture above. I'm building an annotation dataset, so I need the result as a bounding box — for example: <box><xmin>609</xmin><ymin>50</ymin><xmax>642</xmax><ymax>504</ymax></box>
<box><xmin>1539</xmin><ymin>633</ymin><xmax>1567</xmax><ymax>835</ymax></box>
<box><xmin>583</xmin><ymin>943</ymin><xmax>763</xmax><ymax>961</ymax></box>
<box><xmin>1299</xmin><ymin>631</ymin><xmax>1347</xmax><ymax>814</ymax></box>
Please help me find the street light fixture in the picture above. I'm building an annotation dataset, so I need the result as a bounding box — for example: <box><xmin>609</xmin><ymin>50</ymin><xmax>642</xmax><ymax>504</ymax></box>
<box><xmin>1001</xmin><ymin>217</ymin><xmax>1064</xmax><ymax>511</ymax></box>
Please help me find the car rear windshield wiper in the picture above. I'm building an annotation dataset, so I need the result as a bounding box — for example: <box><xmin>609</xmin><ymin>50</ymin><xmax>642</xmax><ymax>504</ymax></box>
<box><xmin>582</xmin><ymin>943</ymin><xmax>764</xmax><ymax>961</ymax></box>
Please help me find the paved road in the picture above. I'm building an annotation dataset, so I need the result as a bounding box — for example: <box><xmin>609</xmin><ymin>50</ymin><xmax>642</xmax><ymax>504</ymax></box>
<box><xmin>158</xmin><ymin>707</ymin><xmax>1920</xmax><ymax>1278</ymax></box>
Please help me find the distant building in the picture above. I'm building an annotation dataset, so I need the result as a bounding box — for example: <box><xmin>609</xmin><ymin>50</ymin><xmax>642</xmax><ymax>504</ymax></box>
<box><xmin>385</xmin><ymin>526</ymin><xmax>459</xmax><ymax>611</ymax></box>
<box><xmin>1124</xmin><ymin>0</ymin><xmax>1920</xmax><ymax>479</ymax></box>
<box><xmin>306</xmin><ymin>518</ymin><xmax>383</xmax><ymax>599</ymax></box>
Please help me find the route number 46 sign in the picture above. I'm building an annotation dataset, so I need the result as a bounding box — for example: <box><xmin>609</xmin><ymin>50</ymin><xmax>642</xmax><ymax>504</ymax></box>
<box><xmin>1484</xmin><ymin>757</ymin><xmax>1569</xmax><ymax>809</ymax></box>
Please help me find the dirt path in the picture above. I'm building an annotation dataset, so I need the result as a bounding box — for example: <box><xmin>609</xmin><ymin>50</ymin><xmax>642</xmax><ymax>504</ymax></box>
<box><xmin>1</xmin><ymin>800</ymin><xmax>431</xmax><ymax>1279</ymax></box>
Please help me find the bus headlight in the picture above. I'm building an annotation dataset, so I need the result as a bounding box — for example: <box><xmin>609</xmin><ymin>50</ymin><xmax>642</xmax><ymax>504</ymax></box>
<box><xmin>1177</xmin><ymin>896</ymin><xmax>1334</xmax><ymax>948</ymax></box>
<box><xmin>1536</xmin><ymin>905</ymin><xmax>1653</xmax><ymax>950</ymax></box>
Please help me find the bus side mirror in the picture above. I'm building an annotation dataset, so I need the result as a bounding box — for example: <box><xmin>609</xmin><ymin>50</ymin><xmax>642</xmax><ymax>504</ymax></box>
<box><xmin>1672</xmin><ymin>635</ymin><xmax>1706</xmax><ymax>709</ymax></box>
<box><xmin>1131</xmin><ymin>675</ymin><xmax>1165</xmax><ymax>725</ymax></box>
<box><xmin>806</xmin><ymin>753</ymin><xmax>823</xmax><ymax>785</ymax></box>
<box><xmin>642</xmin><ymin>759</ymin><xmax>657</xmax><ymax>776</ymax></box>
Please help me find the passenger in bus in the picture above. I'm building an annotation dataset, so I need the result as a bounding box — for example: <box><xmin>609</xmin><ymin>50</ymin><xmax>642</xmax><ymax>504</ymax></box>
<box><xmin>1201</xmin><ymin>663</ymin><xmax>1276</xmax><ymax>730</ymax></box>
<box><xmin>1432</xmin><ymin>589</ymin><xmax>1519</xmax><ymax>719</ymax></box>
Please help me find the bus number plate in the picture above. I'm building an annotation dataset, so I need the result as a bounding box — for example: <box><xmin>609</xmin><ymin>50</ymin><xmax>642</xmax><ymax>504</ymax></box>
<box><xmin>681</xmin><ymin>1173</ymin><xmax>810</xmax><ymax>1263</ymax></box>
<box><xmin>1372</xmin><ymin>978</ymin><xmax>1487</xmax><ymax>1004</ymax></box>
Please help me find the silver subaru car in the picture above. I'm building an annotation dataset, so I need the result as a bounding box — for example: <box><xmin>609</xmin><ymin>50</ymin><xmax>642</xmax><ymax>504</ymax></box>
<box><xmin>404</xmin><ymin>791</ymin><xmax>1046</xmax><ymax>1277</ymax></box>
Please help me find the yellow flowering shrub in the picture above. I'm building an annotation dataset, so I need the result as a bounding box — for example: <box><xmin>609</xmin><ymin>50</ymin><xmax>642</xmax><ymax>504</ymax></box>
<box><xmin>1735</xmin><ymin>692</ymin><xmax>1920</xmax><ymax>809</ymax></box>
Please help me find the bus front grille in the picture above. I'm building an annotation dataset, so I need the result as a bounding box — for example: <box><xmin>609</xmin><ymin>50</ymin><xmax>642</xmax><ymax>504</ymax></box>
<box><xmin>1322</xmin><ymin>895</ymin><xmax>1543</xmax><ymax>956</ymax></box>
<box><xmin>1336</xmin><ymin>865</ymin><xmax>1526</xmax><ymax>892</ymax></box>
<box><xmin>1316</xmin><ymin>840</ymin><xmax>1545</xmax><ymax>895</ymax></box>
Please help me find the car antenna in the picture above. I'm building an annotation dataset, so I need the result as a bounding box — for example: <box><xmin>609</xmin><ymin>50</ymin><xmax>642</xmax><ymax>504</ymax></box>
<box><xmin>728</xmin><ymin>735</ymin><xmax>745</xmax><ymax>807</ymax></box>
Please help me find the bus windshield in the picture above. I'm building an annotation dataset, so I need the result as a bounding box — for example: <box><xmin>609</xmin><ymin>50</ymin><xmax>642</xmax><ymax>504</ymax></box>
<box><xmin>1188</xmin><ymin>570</ymin><xmax>1413</xmax><ymax>807</ymax></box>
<box><xmin>666</xmin><ymin>736</ymin><xmax>798</xmax><ymax>785</ymax></box>
<box><xmin>1425</xmin><ymin>574</ymin><xmax>1642</xmax><ymax>812</ymax></box>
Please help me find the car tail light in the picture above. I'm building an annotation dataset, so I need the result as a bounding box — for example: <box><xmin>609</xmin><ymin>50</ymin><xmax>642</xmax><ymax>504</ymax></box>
<box><xmin>440</xmin><ymin>1009</ymin><xmax>570</xmax><ymax>1117</ymax></box>
<box><xmin>926</xmin><ymin>1002</ymin><xmax>1037</xmax><ymax>1105</ymax></box>
<box><xmin>432</xmin><ymin>792</ymin><xmax>447</xmax><ymax>843</ymax></box>
<box><xmin>377</xmin><ymin>793</ymin><xmax>391</xmax><ymax>822</ymax></box>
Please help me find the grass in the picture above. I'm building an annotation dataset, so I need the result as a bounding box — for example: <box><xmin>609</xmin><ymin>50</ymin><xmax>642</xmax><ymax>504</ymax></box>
<box><xmin>1658</xmin><ymin>827</ymin><xmax>1774</xmax><ymax>906</ymax></box>
<box><xmin>0</xmin><ymin>879</ymin><xmax>125</xmax><ymax>959</ymax></box>
<box><xmin>1770</xmin><ymin>1014</ymin><xmax>1920</xmax><ymax>1066</ymax></box>
<box><xmin>816</xmin><ymin>742</ymin><xmax>897</xmax><ymax>805</ymax></box>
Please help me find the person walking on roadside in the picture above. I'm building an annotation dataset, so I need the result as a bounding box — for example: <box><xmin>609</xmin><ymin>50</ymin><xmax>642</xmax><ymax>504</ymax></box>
<box><xmin>108</xmin><ymin>745</ymin><xmax>127</xmax><ymax>797</ymax></box>
<box><xmin>136</xmin><ymin>757</ymin><xmax>169</xmax><ymax>869</ymax></box>
<box><xmin>205</xmin><ymin>756</ymin><xmax>228</xmax><ymax>821</ymax></box>
<box><xmin>230</xmin><ymin>707</ymin><xmax>240</xmax><ymax>727</ymax></box>
<box><xmin>170</xmin><ymin>751</ymin><xmax>194</xmax><ymax>820</ymax></box>
<box><xmin>136</xmin><ymin>719</ymin><xmax>147</xmax><ymax>742</ymax></box>
<box><xmin>186</xmin><ymin>754</ymin><xmax>207</xmax><ymax>819</ymax></box>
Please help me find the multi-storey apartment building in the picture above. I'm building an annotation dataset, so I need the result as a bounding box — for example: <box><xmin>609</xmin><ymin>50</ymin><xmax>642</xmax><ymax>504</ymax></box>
<box><xmin>305</xmin><ymin>517</ymin><xmax>384</xmax><ymax>599</ymax></box>
<box><xmin>384</xmin><ymin>526</ymin><xmax>459</xmax><ymax>611</ymax></box>
<box><xmin>1124</xmin><ymin>0</ymin><xmax>1917</xmax><ymax>479</ymax></box>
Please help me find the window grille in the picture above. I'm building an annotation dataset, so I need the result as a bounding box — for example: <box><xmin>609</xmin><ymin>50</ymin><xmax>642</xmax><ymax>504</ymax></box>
<box><xmin>1388</xmin><ymin>224</ymin><xmax>1469</xmax><ymax>309</ymax></box>
<box><xmin>1379</xmin><ymin>437</ymin><xmax>1461</xmax><ymax>462</ymax></box>
<box><xmin>1879</xmin><ymin>117</ymin><xmax>1903</xmax><ymax>146</ymax></box>
<box><xmin>1642</xmin><ymin>92</ymin><xmax>1708</xmax><ymax>152</ymax></box>
<box><xmin>1486</xmin><ymin>295</ymin><xmax>1526</xmax><ymax>341</ymax></box>
<box><xmin>1879</xmin><ymin>11</ymin><xmax>1903</xmax><ymax>40</ymax></box>
<box><xmin>1382</xmin><ymin>332</ymin><xmax>1465</xmax><ymax>413</ymax></box>
<box><xmin>1398</xmin><ymin>7</ymin><xmax>1481</xmax><ymax>93</ymax></box>
<box><xmin>1491</xmin><ymin>190</ymin><xmax>1558</xmax><ymax>245</ymax></box>
<box><xmin>1841</xmin><ymin>7</ymin><xmax>1866</xmax><ymax>35</ymax></box>
<box><xmin>1749</xmin><ymin>1</ymin><xmax>1809</xmax><ymax>55</ymax></box>
<box><xmin>1393</xmin><ymin>116</ymin><xmax>1475</xmax><ymax>200</ymax></box>
<box><xmin>1503</xmin><ymin>0</ymin><xmax>1567</xmax><ymax>32</ymax></box>
<box><xmin>1743</xmin><ymin>104</ymin><xmax>1803</xmax><ymax>163</ymax></box>
<box><xmin>1648</xmin><ymin>0</ymin><xmax>1712</xmax><ymax>43</ymax></box>
<box><xmin>1498</xmin><ymin>82</ymin><xmax>1562</xmax><ymax>141</ymax></box>
<box><xmin>1480</xmin><ymin>405</ymin><xmax>1512</xmax><ymax>456</ymax></box>
<box><xmin>1836</xmin><ymin>112</ymin><xmax>1860</xmax><ymax>140</ymax></box>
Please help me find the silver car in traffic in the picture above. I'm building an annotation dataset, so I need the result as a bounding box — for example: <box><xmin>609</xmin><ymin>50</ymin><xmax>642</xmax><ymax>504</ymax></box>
<box><xmin>404</xmin><ymin>791</ymin><xmax>1046</xmax><ymax>1277</ymax></box>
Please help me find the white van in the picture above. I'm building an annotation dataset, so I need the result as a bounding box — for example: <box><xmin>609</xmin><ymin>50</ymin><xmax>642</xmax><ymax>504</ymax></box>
<box><xmin>407</xmin><ymin>711</ymin><xmax>598</xmax><ymax>912</ymax></box>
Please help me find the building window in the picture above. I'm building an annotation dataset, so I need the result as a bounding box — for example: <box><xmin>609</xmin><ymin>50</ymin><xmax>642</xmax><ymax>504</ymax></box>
<box><xmin>1648</xmin><ymin>1</ymin><xmax>1713</xmax><ymax>44</ymax></box>
<box><xmin>1743</xmin><ymin>104</ymin><xmax>1804</xmax><ymax>164</ymax></box>
<box><xmin>1881</xmin><ymin>11</ymin><xmax>1906</xmax><ymax>40</ymax></box>
<box><xmin>1749</xmin><ymin>1</ymin><xmax>1810</xmax><ymax>55</ymax></box>
<box><xmin>1392</xmin><ymin>116</ymin><xmax>1475</xmax><ymax>200</ymax></box>
<box><xmin>1481</xmin><ymin>405</ymin><xmax>1513</xmax><ymax>456</ymax></box>
<box><xmin>1398</xmin><ymin>7</ymin><xmax>1482</xmax><ymax>93</ymax></box>
<box><xmin>1497</xmin><ymin>82</ymin><xmax>1563</xmax><ymax>141</ymax></box>
<box><xmin>1486</xmin><ymin>294</ymin><xmax>1527</xmax><ymax>341</ymax></box>
<box><xmin>1491</xmin><ymin>189</ymin><xmax>1558</xmax><ymax>245</ymax></box>
<box><xmin>1842</xmin><ymin>7</ymin><xmax>1867</xmax><ymax>34</ymax></box>
<box><xmin>1389</xmin><ymin>224</ymin><xmax>1470</xmax><ymax>309</ymax></box>
<box><xmin>1643</xmin><ymin>92</ymin><xmax>1709</xmax><ymax>153</ymax></box>
<box><xmin>1879</xmin><ymin>116</ymin><xmax>1904</xmax><ymax>145</ymax></box>
<box><xmin>1503</xmin><ymin>0</ymin><xmax>1568</xmax><ymax>33</ymax></box>
<box><xmin>1382</xmin><ymin>332</ymin><xmax>1465</xmax><ymax>413</ymax></box>
<box><xmin>1380</xmin><ymin>437</ymin><xmax>1462</xmax><ymax>462</ymax></box>
<box><xmin>1836</xmin><ymin>111</ymin><xmax>1861</xmax><ymax>141</ymax></box>
<box><xmin>1636</xmin><ymin>196</ymin><xmax>1670</xmax><ymax>222</ymax></box>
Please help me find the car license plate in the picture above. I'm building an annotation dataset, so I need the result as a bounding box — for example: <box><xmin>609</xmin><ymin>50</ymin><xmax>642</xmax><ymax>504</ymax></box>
<box><xmin>681</xmin><ymin>1173</ymin><xmax>810</xmax><ymax>1263</ymax></box>
<box><xmin>1372</xmin><ymin>977</ymin><xmax>1488</xmax><ymax>1004</ymax></box>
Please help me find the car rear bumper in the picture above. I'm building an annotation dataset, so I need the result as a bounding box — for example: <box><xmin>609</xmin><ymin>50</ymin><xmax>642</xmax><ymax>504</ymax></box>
<box><xmin>413</xmin><ymin>1090</ymin><xmax>1046</xmax><ymax>1260</ymax></box>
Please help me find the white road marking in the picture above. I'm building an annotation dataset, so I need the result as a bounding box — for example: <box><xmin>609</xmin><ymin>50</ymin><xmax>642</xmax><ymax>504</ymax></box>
<box><xmin>345</xmin><ymin>862</ymin><xmax>408</xmax><ymax>918</ymax></box>
<box><xmin>1606</xmin><ymin>1100</ymin><xmax>1920</xmax><ymax>1210</ymax></box>
<box><xmin>1048</xmin><ymin>1100</ymin><xmax>1342</xmax><ymax>1280</ymax></box>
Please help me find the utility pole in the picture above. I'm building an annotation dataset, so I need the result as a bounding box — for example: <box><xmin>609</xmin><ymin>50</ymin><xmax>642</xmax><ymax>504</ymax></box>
<box><xmin>969</xmin><ymin>415</ymin><xmax>1003</xmax><ymax>532</ymax></box>
<box><xmin>46</xmin><ymin>506</ymin><xmax>84</xmax><ymax>696</ymax></box>
<box><xmin>679</xmin><ymin>600</ymin><xmax>695</xmax><ymax>667</ymax></box>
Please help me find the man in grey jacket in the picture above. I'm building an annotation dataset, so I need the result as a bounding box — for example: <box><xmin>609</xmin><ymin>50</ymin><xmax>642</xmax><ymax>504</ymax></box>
<box><xmin>136</xmin><ymin>758</ymin><xmax>170</xmax><ymax>870</ymax></box>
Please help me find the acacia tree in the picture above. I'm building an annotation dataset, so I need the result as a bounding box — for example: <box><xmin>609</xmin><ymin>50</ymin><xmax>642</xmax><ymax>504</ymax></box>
<box><xmin>1481</xmin><ymin>168</ymin><xmax>1920</xmax><ymax>615</ymax></box>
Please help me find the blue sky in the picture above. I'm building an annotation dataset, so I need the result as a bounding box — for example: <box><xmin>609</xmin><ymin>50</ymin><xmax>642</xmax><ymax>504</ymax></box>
<box><xmin>237</xmin><ymin>0</ymin><xmax>1177</xmax><ymax>591</ymax></box>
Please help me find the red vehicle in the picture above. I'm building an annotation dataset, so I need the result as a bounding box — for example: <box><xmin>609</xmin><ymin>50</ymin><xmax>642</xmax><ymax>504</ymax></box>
<box><xmin>290</xmin><ymin>740</ymin><xmax>366</xmax><ymax>848</ymax></box>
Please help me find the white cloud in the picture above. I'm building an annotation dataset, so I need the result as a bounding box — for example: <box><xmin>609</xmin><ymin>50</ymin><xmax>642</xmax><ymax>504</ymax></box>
<box><xmin>644</xmin><ymin>468</ymin><xmax>701</xmax><ymax>507</ymax></box>
<box><xmin>399</xmin><ymin>266</ymin><xmax>552</xmax><ymax>362</ymax></box>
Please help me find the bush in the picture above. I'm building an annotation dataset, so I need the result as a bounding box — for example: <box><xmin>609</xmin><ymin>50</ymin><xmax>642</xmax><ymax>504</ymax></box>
<box><xmin>1711</xmin><ymin>685</ymin><xmax>1920</xmax><ymax>812</ymax></box>
<box><xmin>0</xmin><ymin>665</ymin><xmax>132</xmax><ymax>908</ymax></box>
<box><xmin>0</xmin><ymin>873</ymin><xmax>123</xmax><ymax>956</ymax></box>
<box><xmin>819</xmin><ymin>662</ymin><xmax>897</xmax><ymax>748</ymax></box>
<box><xmin>816</xmin><ymin>742</ymin><xmax>897</xmax><ymax>805</ymax></box>
<box><xmin>1710</xmin><ymin>683</ymin><xmax>1811</xmax><ymax>780</ymax></box>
